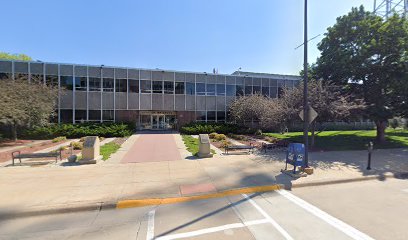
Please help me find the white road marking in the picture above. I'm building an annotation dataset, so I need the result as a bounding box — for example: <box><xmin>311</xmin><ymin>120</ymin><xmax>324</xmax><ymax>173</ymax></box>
<box><xmin>277</xmin><ymin>189</ymin><xmax>375</xmax><ymax>240</ymax></box>
<box><xmin>155</xmin><ymin>219</ymin><xmax>269</xmax><ymax>240</ymax></box>
<box><xmin>146</xmin><ymin>209</ymin><xmax>156</xmax><ymax>240</ymax></box>
<box><xmin>242</xmin><ymin>193</ymin><xmax>294</xmax><ymax>240</ymax></box>
<box><xmin>402</xmin><ymin>188</ymin><xmax>408</xmax><ymax>193</ymax></box>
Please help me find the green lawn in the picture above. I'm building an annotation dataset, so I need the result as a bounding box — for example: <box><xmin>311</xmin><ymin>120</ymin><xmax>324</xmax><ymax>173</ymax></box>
<box><xmin>182</xmin><ymin>135</ymin><xmax>199</xmax><ymax>155</ymax></box>
<box><xmin>100</xmin><ymin>142</ymin><xmax>121</xmax><ymax>160</ymax></box>
<box><xmin>181</xmin><ymin>135</ymin><xmax>215</xmax><ymax>156</ymax></box>
<box><xmin>264</xmin><ymin>129</ymin><xmax>408</xmax><ymax>151</ymax></box>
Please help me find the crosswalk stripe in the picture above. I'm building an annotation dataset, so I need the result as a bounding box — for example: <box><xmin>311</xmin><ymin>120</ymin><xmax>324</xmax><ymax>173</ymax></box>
<box><xmin>277</xmin><ymin>189</ymin><xmax>375</xmax><ymax>240</ymax></box>
<box><xmin>242</xmin><ymin>193</ymin><xmax>294</xmax><ymax>240</ymax></box>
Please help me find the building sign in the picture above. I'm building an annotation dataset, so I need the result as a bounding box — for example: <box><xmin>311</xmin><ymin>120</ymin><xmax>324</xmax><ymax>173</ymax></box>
<box><xmin>140</xmin><ymin>111</ymin><xmax>176</xmax><ymax>115</ymax></box>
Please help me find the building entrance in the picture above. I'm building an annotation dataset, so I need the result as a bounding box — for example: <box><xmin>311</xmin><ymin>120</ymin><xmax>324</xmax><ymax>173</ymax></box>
<box><xmin>139</xmin><ymin>111</ymin><xmax>176</xmax><ymax>130</ymax></box>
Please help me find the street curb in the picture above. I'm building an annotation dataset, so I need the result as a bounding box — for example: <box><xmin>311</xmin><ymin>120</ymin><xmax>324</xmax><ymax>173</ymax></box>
<box><xmin>0</xmin><ymin>184</ymin><xmax>283</xmax><ymax>220</ymax></box>
<box><xmin>288</xmin><ymin>172</ymin><xmax>408</xmax><ymax>189</ymax></box>
<box><xmin>116</xmin><ymin>184</ymin><xmax>284</xmax><ymax>209</ymax></box>
<box><xmin>0</xmin><ymin>202</ymin><xmax>117</xmax><ymax>220</ymax></box>
<box><xmin>2</xmin><ymin>172</ymin><xmax>407</xmax><ymax>220</ymax></box>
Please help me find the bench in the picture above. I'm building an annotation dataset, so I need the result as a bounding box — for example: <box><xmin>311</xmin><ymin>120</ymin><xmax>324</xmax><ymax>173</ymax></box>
<box><xmin>11</xmin><ymin>150</ymin><xmax>62</xmax><ymax>166</ymax></box>
<box><xmin>225</xmin><ymin>144</ymin><xmax>254</xmax><ymax>154</ymax></box>
<box><xmin>261</xmin><ymin>140</ymin><xmax>289</xmax><ymax>153</ymax></box>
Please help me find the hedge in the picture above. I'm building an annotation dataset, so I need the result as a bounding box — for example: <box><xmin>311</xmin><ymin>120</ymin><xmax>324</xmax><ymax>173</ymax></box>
<box><xmin>23</xmin><ymin>123</ymin><xmax>135</xmax><ymax>139</ymax></box>
<box><xmin>180</xmin><ymin>122</ymin><xmax>253</xmax><ymax>135</ymax></box>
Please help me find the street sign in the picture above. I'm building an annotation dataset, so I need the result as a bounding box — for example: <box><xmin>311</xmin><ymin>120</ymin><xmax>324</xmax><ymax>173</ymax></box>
<box><xmin>299</xmin><ymin>106</ymin><xmax>318</xmax><ymax>124</ymax></box>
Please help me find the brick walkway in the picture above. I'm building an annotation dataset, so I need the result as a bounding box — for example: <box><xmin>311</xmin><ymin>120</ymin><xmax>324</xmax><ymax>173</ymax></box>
<box><xmin>121</xmin><ymin>132</ymin><xmax>182</xmax><ymax>163</ymax></box>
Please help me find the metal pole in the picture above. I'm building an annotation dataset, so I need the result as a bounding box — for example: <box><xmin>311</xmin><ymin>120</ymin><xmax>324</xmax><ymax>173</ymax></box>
<box><xmin>303</xmin><ymin>0</ymin><xmax>309</xmax><ymax>167</ymax></box>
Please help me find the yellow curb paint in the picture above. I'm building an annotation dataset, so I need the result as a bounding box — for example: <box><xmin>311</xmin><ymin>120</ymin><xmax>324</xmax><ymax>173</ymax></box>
<box><xmin>116</xmin><ymin>184</ymin><xmax>282</xmax><ymax>209</ymax></box>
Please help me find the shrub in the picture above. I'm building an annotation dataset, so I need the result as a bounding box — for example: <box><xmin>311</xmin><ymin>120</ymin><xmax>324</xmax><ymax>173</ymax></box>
<box><xmin>23</xmin><ymin>122</ymin><xmax>135</xmax><ymax>139</ymax></box>
<box><xmin>209</xmin><ymin>132</ymin><xmax>218</xmax><ymax>139</ymax></box>
<box><xmin>70</xmin><ymin>141</ymin><xmax>83</xmax><ymax>150</ymax></box>
<box><xmin>52</xmin><ymin>136</ymin><xmax>67</xmax><ymax>143</ymax></box>
<box><xmin>180</xmin><ymin>122</ymin><xmax>248</xmax><ymax>135</ymax></box>
<box><xmin>214</xmin><ymin>134</ymin><xmax>227</xmax><ymax>141</ymax></box>
<box><xmin>255</xmin><ymin>129</ymin><xmax>263</xmax><ymax>136</ymax></box>
<box><xmin>220</xmin><ymin>140</ymin><xmax>232</xmax><ymax>148</ymax></box>
<box><xmin>58</xmin><ymin>146</ymin><xmax>68</xmax><ymax>151</ymax></box>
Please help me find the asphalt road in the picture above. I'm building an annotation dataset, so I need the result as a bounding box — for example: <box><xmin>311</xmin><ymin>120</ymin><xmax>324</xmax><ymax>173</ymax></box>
<box><xmin>2</xmin><ymin>179</ymin><xmax>406</xmax><ymax>240</ymax></box>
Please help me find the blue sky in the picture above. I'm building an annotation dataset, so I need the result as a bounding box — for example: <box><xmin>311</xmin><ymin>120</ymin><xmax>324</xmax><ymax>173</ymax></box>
<box><xmin>2</xmin><ymin>0</ymin><xmax>371</xmax><ymax>75</ymax></box>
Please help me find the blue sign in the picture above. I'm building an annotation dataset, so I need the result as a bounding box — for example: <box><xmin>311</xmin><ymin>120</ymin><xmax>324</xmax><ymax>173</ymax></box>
<box><xmin>285</xmin><ymin>143</ymin><xmax>306</xmax><ymax>169</ymax></box>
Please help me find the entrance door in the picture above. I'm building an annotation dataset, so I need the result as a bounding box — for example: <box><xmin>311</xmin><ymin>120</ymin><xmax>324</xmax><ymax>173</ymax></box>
<box><xmin>158</xmin><ymin>115</ymin><xmax>165</xmax><ymax>129</ymax></box>
<box><xmin>152</xmin><ymin>115</ymin><xmax>159</xmax><ymax>129</ymax></box>
<box><xmin>151</xmin><ymin>114</ymin><xmax>165</xmax><ymax>129</ymax></box>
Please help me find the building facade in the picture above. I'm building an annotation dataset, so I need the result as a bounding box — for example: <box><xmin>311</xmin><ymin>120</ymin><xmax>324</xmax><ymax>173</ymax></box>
<box><xmin>0</xmin><ymin>60</ymin><xmax>300</xmax><ymax>129</ymax></box>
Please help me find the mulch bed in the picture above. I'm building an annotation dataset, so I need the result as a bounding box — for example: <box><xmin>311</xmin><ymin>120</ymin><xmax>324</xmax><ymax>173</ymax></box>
<box><xmin>0</xmin><ymin>140</ymin><xmax>70</xmax><ymax>163</ymax></box>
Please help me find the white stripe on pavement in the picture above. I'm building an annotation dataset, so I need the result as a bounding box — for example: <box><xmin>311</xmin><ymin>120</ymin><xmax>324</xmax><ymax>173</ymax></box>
<box><xmin>155</xmin><ymin>219</ymin><xmax>269</xmax><ymax>240</ymax></box>
<box><xmin>277</xmin><ymin>189</ymin><xmax>375</xmax><ymax>240</ymax></box>
<box><xmin>146</xmin><ymin>209</ymin><xmax>156</xmax><ymax>240</ymax></box>
<box><xmin>242</xmin><ymin>193</ymin><xmax>294</xmax><ymax>240</ymax></box>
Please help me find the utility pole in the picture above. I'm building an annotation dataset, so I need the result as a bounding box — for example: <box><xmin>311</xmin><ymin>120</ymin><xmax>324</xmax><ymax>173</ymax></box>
<box><xmin>303</xmin><ymin>0</ymin><xmax>309</xmax><ymax>167</ymax></box>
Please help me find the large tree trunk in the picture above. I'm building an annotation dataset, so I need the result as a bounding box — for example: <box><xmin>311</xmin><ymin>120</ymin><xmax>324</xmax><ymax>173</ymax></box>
<box><xmin>12</xmin><ymin>123</ymin><xmax>18</xmax><ymax>141</ymax></box>
<box><xmin>375</xmin><ymin>120</ymin><xmax>387</xmax><ymax>144</ymax></box>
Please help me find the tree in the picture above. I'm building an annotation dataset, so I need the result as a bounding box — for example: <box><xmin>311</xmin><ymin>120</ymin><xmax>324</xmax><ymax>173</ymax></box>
<box><xmin>229</xmin><ymin>81</ymin><xmax>364</xmax><ymax>147</ymax></box>
<box><xmin>0</xmin><ymin>78</ymin><xmax>58</xmax><ymax>140</ymax></box>
<box><xmin>0</xmin><ymin>52</ymin><xmax>32</xmax><ymax>61</ymax></box>
<box><xmin>279</xmin><ymin>80</ymin><xmax>365</xmax><ymax>146</ymax></box>
<box><xmin>314</xmin><ymin>6</ymin><xmax>408</xmax><ymax>143</ymax></box>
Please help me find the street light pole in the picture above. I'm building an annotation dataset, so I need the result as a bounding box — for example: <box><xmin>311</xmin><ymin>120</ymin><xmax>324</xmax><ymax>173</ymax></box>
<box><xmin>303</xmin><ymin>0</ymin><xmax>309</xmax><ymax>167</ymax></box>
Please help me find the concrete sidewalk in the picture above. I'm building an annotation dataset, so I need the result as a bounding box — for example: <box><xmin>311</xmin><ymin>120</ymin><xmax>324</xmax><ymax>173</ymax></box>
<box><xmin>0</xmin><ymin>138</ymin><xmax>406</xmax><ymax>218</ymax></box>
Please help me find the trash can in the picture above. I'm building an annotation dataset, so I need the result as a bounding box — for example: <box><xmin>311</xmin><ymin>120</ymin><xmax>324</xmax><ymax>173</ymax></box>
<box><xmin>198</xmin><ymin>134</ymin><xmax>212</xmax><ymax>158</ymax></box>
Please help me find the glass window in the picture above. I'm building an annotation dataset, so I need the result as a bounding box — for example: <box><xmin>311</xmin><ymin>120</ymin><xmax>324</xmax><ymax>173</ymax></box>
<box><xmin>103</xmin><ymin>110</ymin><xmax>114</xmax><ymax>121</ymax></box>
<box><xmin>75</xmin><ymin>77</ymin><xmax>87</xmax><ymax>91</ymax></box>
<box><xmin>89</xmin><ymin>77</ymin><xmax>101</xmax><ymax>91</ymax></box>
<box><xmin>196</xmin><ymin>83</ymin><xmax>206</xmax><ymax>95</ymax></box>
<box><xmin>207</xmin><ymin>111</ymin><xmax>216</xmax><ymax>121</ymax></box>
<box><xmin>103</xmin><ymin>78</ymin><xmax>114</xmax><ymax>92</ymax></box>
<box><xmin>164</xmin><ymin>81</ymin><xmax>174</xmax><ymax>94</ymax></box>
<box><xmin>89</xmin><ymin>110</ymin><xmax>101</xmax><ymax>121</ymax></box>
<box><xmin>153</xmin><ymin>81</ymin><xmax>163</xmax><ymax>93</ymax></box>
<box><xmin>186</xmin><ymin>82</ymin><xmax>195</xmax><ymax>95</ymax></box>
<box><xmin>46</xmin><ymin>75</ymin><xmax>58</xmax><ymax>87</ymax></box>
<box><xmin>175</xmin><ymin>82</ymin><xmax>185</xmax><ymax>94</ymax></box>
<box><xmin>75</xmin><ymin>110</ymin><xmax>86</xmax><ymax>122</ymax></box>
<box><xmin>217</xmin><ymin>111</ymin><xmax>226</xmax><ymax>122</ymax></box>
<box><xmin>60</xmin><ymin>76</ymin><xmax>73</xmax><ymax>90</ymax></box>
<box><xmin>270</xmin><ymin>87</ymin><xmax>277</xmax><ymax>98</ymax></box>
<box><xmin>253</xmin><ymin>86</ymin><xmax>261</xmax><ymax>94</ymax></box>
<box><xmin>141</xmin><ymin>80</ymin><xmax>151</xmax><ymax>93</ymax></box>
<box><xmin>262</xmin><ymin>87</ymin><xmax>269</xmax><ymax>97</ymax></box>
<box><xmin>31</xmin><ymin>74</ymin><xmax>44</xmax><ymax>84</ymax></box>
<box><xmin>226</xmin><ymin>85</ymin><xmax>235</xmax><ymax>96</ymax></box>
<box><xmin>129</xmin><ymin>79</ymin><xmax>139</xmax><ymax>93</ymax></box>
<box><xmin>116</xmin><ymin>78</ymin><xmax>127</xmax><ymax>92</ymax></box>
<box><xmin>60</xmin><ymin>110</ymin><xmax>73</xmax><ymax>123</ymax></box>
<box><xmin>236</xmin><ymin>85</ymin><xmax>244</xmax><ymax>96</ymax></box>
<box><xmin>206</xmin><ymin>84</ymin><xmax>215</xmax><ymax>96</ymax></box>
<box><xmin>216</xmin><ymin>84</ymin><xmax>225</xmax><ymax>96</ymax></box>
<box><xmin>196</xmin><ymin>111</ymin><xmax>206</xmax><ymax>121</ymax></box>
<box><xmin>245</xmin><ymin>86</ymin><xmax>252</xmax><ymax>95</ymax></box>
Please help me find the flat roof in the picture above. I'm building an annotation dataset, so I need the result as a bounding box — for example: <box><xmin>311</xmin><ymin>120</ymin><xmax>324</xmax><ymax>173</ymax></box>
<box><xmin>0</xmin><ymin>59</ymin><xmax>301</xmax><ymax>80</ymax></box>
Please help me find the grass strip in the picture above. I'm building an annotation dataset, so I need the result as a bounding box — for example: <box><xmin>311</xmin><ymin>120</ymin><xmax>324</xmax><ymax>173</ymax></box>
<box><xmin>100</xmin><ymin>142</ymin><xmax>121</xmax><ymax>160</ymax></box>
